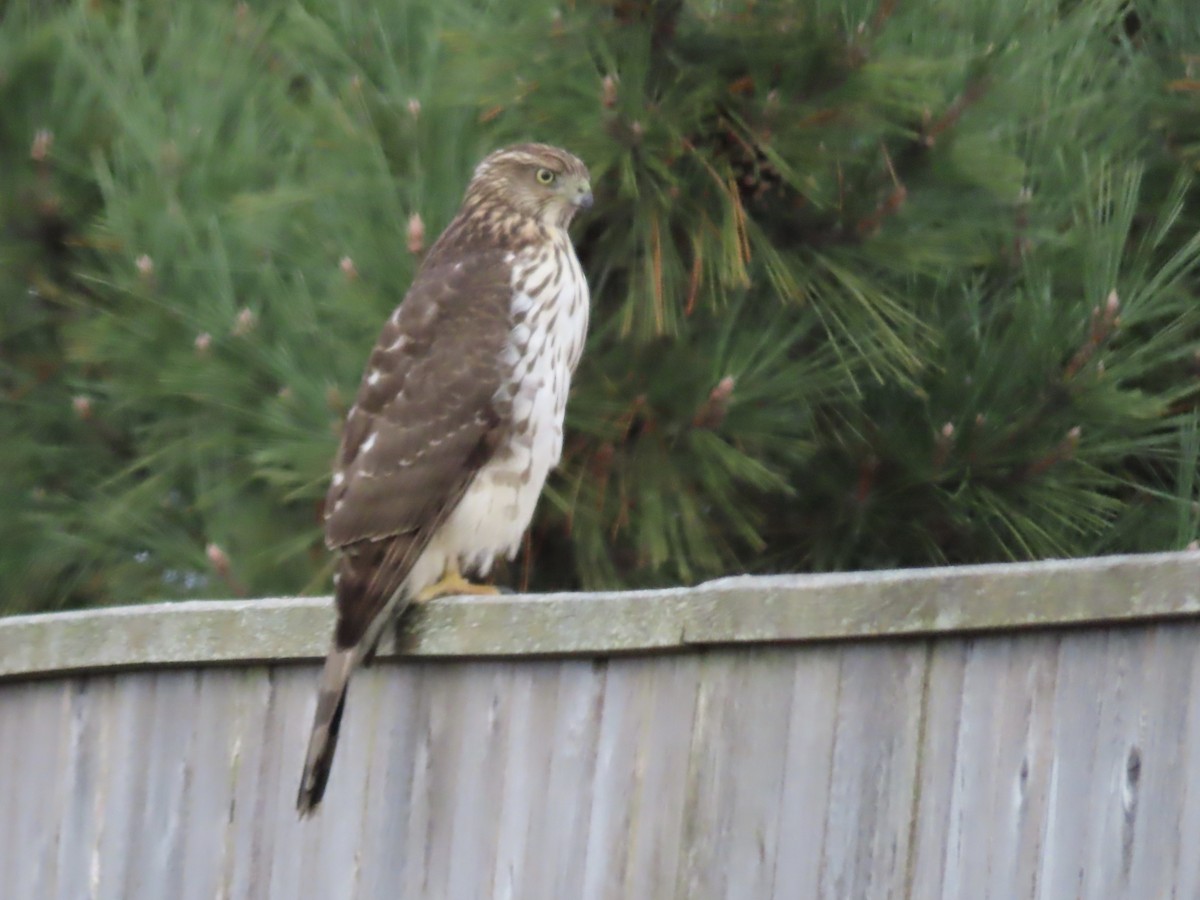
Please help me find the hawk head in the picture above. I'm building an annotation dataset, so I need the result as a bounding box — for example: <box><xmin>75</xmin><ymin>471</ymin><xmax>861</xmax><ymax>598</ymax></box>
<box><xmin>467</xmin><ymin>143</ymin><xmax>593</xmax><ymax>228</ymax></box>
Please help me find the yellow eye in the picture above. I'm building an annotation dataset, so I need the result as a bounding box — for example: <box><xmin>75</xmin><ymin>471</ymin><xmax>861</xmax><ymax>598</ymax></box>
<box><xmin>535</xmin><ymin>168</ymin><xmax>556</xmax><ymax>185</ymax></box>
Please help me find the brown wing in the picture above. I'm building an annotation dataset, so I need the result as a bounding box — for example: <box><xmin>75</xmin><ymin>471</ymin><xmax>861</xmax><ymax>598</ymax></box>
<box><xmin>324</xmin><ymin>248</ymin><xmax>514</xmax><ymax>648</ymax></box>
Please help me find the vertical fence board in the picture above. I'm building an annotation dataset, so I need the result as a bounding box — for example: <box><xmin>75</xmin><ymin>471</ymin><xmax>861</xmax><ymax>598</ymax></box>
<box><xmin>1036</xmin><ymin>630</ymin><xmax>1112</xmax><ymax>899</ymax></box>
<box><xmin>713</xmin><ymin>652</ymin><xmax>798</xmax><ymax>900</ymax></box>
<box><xmin>131</xmin><ymin>673</ymin><xmax>203</xmax><ymax>899</ymax></box>
<box><xmin>770</xmin><ymin>647</ymin><xmax>845</xmax><ymax>896</ymax></box>
<box><xmin>938</xmin><ymin>637</ymin><xmax>1003</xmax><ymax>898</ymax></box>
<box><xmin>673</xmin><ymin>650</ymin><xmax>742</xmax><ymax>900</ymax></box>
<box><xmin>52</xmin><ymin>677</ymin><xmax>110</xmax><ymax>900</ymax></box>
<box><xmin>819</xmin><ymin>643</ymin><xmax>928</xmax><ymax>900</ymax></box>
<box><xmin>519</xmin><ymin>659</ymin><xmax>607</xmax><ymax>899</ymax></box>
<box><xmin>1174</xmin><ymin>627</ymin><xmax>1200</xmax><ymax>899</ymax></box>
<box><xmin>933</xmin><ymin>634</ymin><xmax>1063</xmax><ymax>899</ymax></box>
<box><xmin>1</xmin><ymin>681</ymin><xmax>68</xmax><ymax>900</ymax></box>
<box><xmin>1123</xmin><ymin>626</ymin><xmax>1192</xmax><ymax>899</ymax></box>
<box><xmin>177</xmin><ymin>669</ymin><xmax>242</xmax><ymax>900</ymax></box>
<box><xmin>486</xmin><ymin>662</ymin><xmax>563</xmax><ymax>899</ymax></box>
<box><xmin>93</xmin><ymin>675</ymin><xmax>155</xmax><ymax>899</ymax></box>
<box><xmin>3</xmin><ymin>582</ymin><xmax>1200</xmax><ymax>900</ymax></box>
<box><xmin>616</xmin><ymin>655</ymin><xmax>701</xmax><ymax>900</ymax></box>
<box><xmin>671</xmin><ymin>651</ymin><xmax>798</xmax><ymax>900</ymax></box>
<box><xmin>976</xmin><ymin>634</ymin><xmax>1061</xmax><ymax>900</ymax></box>
<box><xmin>0</xmin><ymin>685</ymin><xmax>36</xmax><ymax>891</ymax></box>
<box><xmin>906</xmin><ymin>640</ymin><xmax>964</xmax><ymax>898</ymax></box>
<box><xmin>266</xmin><ymin>668</ymin><xmax>341</xmax><ymax>900</ymax></box>
<box><xmin>353</xmin><ymin>664</ymin><xmax>426</xmax><ymax>900</ymax></box>
<box><xmin>297</xmin><ymin>664</ymin><xmax>382</xmax><ymax>900</ymax></box>
<box><xmin>441</xmin><ymin>663</ymin><xmax>515</xmax><ymax>900</ymax></box>
<box><xmin>579</xmin><ymin>657</ymin><xmax>655</xmax><ymax>900</ymax></box>
<box><xmin>1078</xmin><ymin>629</ymin><xmax>1150</xmax><ymax>900</ymax></box>
<box><xmin>221</xmin><ymin>668</ymin><xmax>278</xmax><ymax>900</ymax></box>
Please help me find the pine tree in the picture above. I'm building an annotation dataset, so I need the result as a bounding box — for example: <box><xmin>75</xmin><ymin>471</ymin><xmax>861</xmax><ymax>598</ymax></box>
<box><xmin>2</xmin><ymin>0</ymin><xmax>1198</xmax><ymax>612</ymax></box>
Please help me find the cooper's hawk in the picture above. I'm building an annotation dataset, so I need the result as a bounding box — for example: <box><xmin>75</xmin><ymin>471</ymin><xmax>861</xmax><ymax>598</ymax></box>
<box><xmin>296</xmin><ymin>144</ymin><xmax>592</xmax><ymax>815</ymax></box>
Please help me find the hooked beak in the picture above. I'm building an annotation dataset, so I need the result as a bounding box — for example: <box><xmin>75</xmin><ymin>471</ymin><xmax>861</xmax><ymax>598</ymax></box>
<box><xmin>572</xmin><ymin>181</ymin><xmax>594</xmax><ymax>210</ymax></box>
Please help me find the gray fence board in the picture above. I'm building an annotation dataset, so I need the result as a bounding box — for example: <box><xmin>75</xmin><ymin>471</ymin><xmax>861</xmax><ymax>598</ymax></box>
<box><xmin>3</xmin><ymin>554</ymin><xmax>1200</xmax><ymax>899</ymax></box>
<box><xmin>710</xmin><ymin>653</ymin><xmax>796</xmax><ymax>900</ymax></box>
<box><xmin>771</xmin><ymin>645</ymin><xmax>844</xmax><ymax>895</ymax></box>
<box><xmin>822</xmin><ymin>643</ymin><xmax>927</xmax><ymax>900</ymax></box>
<box><xmin>1124</xmin><ymin>627</ymin><xmax>1190</xmax><ymax>899</ymax></box>
<box><xmin>906</xmin><ymin>640</ymin><xmax>962</xmax><ymax>897</ymax></box>
<box><xmin>3</xmin><ymin>681</ymin><xmax>66</xmax><ymax>899</ymax></box>
<box><xmin>1176</xmin><ymin>633</ymin><xmax>1200</xmax><ymax>900</ymax></box>
<box><xmin>617</xmin><ymin>655</ymin><xmax>700</xmax><ymax>898</ymax></box>
<box><xmin>1037</xmin><ymin>629</ymin><xmax>1107</xmax><ymax>900</ymax></box>
<box><xmin>579</xmin><ymin>657</ymin><xmax>644</xmax><ymax>899</ymax></box>
<box><xmin>994</xmin><ymin>635</ymin><xmax>1059</xmax><ymax>900</ymax></box>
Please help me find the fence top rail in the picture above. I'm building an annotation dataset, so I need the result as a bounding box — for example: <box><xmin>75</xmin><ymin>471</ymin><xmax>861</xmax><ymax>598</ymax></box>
<box><xmin>2</xmin><ymin>552</ymin><xmax>1198</xmax><ymax>681</ymax></box>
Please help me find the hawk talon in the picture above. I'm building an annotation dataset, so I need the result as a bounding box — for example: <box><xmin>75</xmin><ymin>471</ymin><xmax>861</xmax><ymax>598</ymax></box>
<box><xmin>414</xmin><ymin>565</ymin><xmax>501</xmax><ymax>603</ymax></box>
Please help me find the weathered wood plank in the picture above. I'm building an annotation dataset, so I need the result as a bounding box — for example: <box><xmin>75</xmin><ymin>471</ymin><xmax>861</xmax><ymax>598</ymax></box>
<box><xmin>905</xmin><ymin>640</ymin><xmax>966</xmax><ymax>898</ymax></box>
<box><xmin>1077</xmin><ymin>628</ymin><xmax>1148</xmax><ymax>899</ymax></box>
<box><xmin>435</xmin><ymin>664</ymin><xmax>513</xmax><ymax>899</ymax></box>
<box><xmin>264</xmin><ymin>668</ymin><xmax>332</xmax><ymax>900</ymax></box>
<box><xmin>484</xmin><ymin>663</ymin><xmax>547</xmax><ymax>898</ymax></box>
<box><xmin>673</xmin><ymin>651</ymin><xmax>742</xmax><ymax>900</ymax></box>
<box><xmin>0</xmin><ymin>681</ymin><xmax>68</xmax><ymax>899</ymax></box>
<box><xmin>918</xmin><ymin>634</ymin><xmax>1062</xmax><ymax>899</ymax></box>
<box><xmin>0</xmin><ymin>683</ymin><xmax>31</xmax><ymax>887</ymax></box>
<box><xmin>1174</xmin><ymin>628</ymin><xmax>1200</xmax><ymax>898</ymax></box>
<box><xmin>294</xmin><ymin>665</ymin><xmax>379</xmax><ymax>900</ymax></box>
<box><xmin>1123</xmin><ymin>626</ymin><xmax>1192</xmax><ymax>898</ymax></box>
<box><xmin>51</xmin><ymin>678</ymin><xmax>107</xmax><ymax>900</ymax></box>
<box><xmin>3</xmin><ymin>566</ymin><xmax>1200</xmax><ymax>899</ymax></box>
<box><xmin>941</xmin><ymin>637</ymin><xmax>1009</xmax><ymax>895</ymax></box>
<box><xmin>349</xmin><ymin>664</ymin><xmax>423</xmax><ymax>899</ymax></box>
<box><xmin>220</xmin><ymin>668</ymin><xmax>279</xmax><ymax>900</ymax></box>
<box><xmin>578</xmin><ymin>657</ymin><xmax>652</xmax><ymax>900</ymax></box>
<box><xmin>3</xmin><ymin>553</ymin><xmax>1198</xmax><ymax>681</ymax></box>
<box><xmin>177</xmin><ymin>669</ymin><xmax>240</xmax><ymax>900</ymax></box>
<box><xmin>615</xmin><ymin>655</ymin><xmax>701</xmax><ymax>898</ymax></box>
<box><xmin>819</xmin><ymin>643</ymin><xmax>928</xmax><ymax>899</ymax></box>
<box><xmin>770</xmin><ymin>647</ymin><xmax>845</xmax><ymax>895</ymax></box>
<box><xmin>673</xmin><ymin>650</ymin><xmax>798</xmax><ymax>900</ymax></box>
<box><xmin>126</xmin><ymin>672</ymin><xmax>198</xmax><ymax>899</ymax></box>
<box><xmin>523</xmin><ymin>660</ymin><xmax>606</xmax><ymax>898</ymax></box>
<box><xmin>1035</xmin><ymin>628</ymin><xmax>1113</xmax><ymax>899</ymax></box>
<box><xmin>92</xmin><ymin>674</ymin><xmax>154</xmax><ymax>898</ymax></box>
<box><xmin>716</xmin><ymin>652</ymin><xmax>799</xmax><ymax>899</ymax></box>
<box><xmin>970</xmin><ymin>634</ymin><xmax>1061</xmax><ymax>900</ymax></box>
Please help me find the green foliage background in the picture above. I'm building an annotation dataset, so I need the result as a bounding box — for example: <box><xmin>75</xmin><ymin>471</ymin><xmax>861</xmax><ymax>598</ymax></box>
<box><xmin>2</xmin><ymin>0</ymin><xmax>1199</xmax><ymax>612</ymax></box>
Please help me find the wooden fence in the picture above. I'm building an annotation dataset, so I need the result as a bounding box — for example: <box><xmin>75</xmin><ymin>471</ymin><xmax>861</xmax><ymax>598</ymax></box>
<box><xmin>1</xmin><ymin>552</ymin><xmax>1199</xmax><ymax>899</ymax></box>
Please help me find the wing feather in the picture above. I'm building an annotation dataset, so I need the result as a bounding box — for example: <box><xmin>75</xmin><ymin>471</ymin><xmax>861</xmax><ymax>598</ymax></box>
<box><xmin>324</xmin><ymin>249</ymin><xmax>514</xmax><ymax>550</ymax></box>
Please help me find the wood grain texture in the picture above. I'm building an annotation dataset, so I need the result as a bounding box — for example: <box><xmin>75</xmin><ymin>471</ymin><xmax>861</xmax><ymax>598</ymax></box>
<box><xmin>1175</xmin><ymin>629</ymin><xmax>1200</xmax><ymax>900</ymax></box>
<box><xmin>5</xmin><ymin>622</ymin><xmax>1196</xmax><ymax>899</ymax></box>
<box><xmin>3</xmin><ymin>552</ymin><xmax>1200</xmax><ymax>681</ymax></box>
<box><xmin>3</xmin><ymin>558</ymin><xmax>1200</xmax><ymax>898</ymax></box>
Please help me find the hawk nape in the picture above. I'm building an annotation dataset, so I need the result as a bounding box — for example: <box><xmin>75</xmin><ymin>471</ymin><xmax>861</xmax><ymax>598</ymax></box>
<box><xmin>296</xmin><ymin>144</ymin><xmax>592</xmax><ymax>815</ymax></box>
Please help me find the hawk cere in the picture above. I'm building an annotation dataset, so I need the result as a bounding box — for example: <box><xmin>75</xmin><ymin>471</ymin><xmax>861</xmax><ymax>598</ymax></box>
<box><xmin>297</xmin><ymin>144</ymin><xmax>593</xmax><ymax>814</ymax></box>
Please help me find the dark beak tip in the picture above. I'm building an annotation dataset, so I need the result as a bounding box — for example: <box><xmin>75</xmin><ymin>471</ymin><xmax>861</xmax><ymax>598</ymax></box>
<box><xmin>577</xmin><ymin>192</ymin><xmax>594</xmax><ymax>210</ymax></box>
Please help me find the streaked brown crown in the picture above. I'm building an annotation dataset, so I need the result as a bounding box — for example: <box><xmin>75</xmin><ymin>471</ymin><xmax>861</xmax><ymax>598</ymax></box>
<box><xmin>462</xmin><ymin>143</ymin><xmax>591</xmax><ymax>228</ymax></box>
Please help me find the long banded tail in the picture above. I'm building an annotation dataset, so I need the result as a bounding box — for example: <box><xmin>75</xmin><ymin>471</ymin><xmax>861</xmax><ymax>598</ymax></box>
<box><xmin>296</xmin><ymin>647</ymin><xmax>356</xmax><ymax>816</ymax></box>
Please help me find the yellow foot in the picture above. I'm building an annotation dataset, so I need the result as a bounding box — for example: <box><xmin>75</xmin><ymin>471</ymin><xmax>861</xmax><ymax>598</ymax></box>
<box><xmin>414</xmin><ymin>569</ymin><xmax>500</xmax><ymax>603</ymax></box>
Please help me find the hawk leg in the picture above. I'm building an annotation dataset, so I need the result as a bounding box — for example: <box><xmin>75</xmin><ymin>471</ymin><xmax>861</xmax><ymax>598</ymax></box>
<box><xmin>414</xmin><ymin>560</ymin><xmax>501</xmax><ymax>602</ymax></box>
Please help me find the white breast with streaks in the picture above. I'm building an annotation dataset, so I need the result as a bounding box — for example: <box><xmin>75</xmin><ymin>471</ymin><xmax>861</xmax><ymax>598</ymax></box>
<box><xmin>408</xmin><ymin>231</ymin><xmax>588</xmax><ymax>588</ymax></box>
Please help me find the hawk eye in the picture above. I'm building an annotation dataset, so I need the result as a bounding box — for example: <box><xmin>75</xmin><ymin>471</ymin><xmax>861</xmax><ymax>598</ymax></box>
<box><xmin>535</xmin><ymin>167</ymin><xmax>556</xmax><ymax>185</ymax></box>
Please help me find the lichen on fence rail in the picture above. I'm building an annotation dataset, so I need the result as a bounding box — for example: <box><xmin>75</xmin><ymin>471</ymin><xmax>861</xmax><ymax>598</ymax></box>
<box><xmin>2</xmin><ymin>552</ymin><xmax>1198</xmax><ymax>680</ymax></box>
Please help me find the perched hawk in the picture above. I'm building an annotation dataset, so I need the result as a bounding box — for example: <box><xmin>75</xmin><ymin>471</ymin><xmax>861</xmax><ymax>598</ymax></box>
<box><xmin>297</xmin><ymin>144</ymin><xmax>592</xmax><ymax>815</ymax></box>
